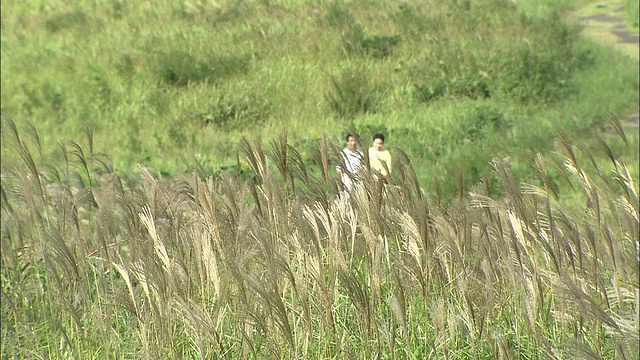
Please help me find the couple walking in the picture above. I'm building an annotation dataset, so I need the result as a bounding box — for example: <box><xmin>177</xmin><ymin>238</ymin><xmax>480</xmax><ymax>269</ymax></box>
<box><xmin>337</xmin><ymin>133</ymin><xmax>391</xmax><ymax>193</ymax></box>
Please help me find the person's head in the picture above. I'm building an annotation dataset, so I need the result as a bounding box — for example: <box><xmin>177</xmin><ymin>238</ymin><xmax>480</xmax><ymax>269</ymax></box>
<box><xmin>345</xmin><ymin>133</ymin><xmax>357</xmax><ymax>150</ymax></box>
<box><xmin>372</xmin><ymin>133</ymin><xmax>385</xmax><ymax>151</ymax></box>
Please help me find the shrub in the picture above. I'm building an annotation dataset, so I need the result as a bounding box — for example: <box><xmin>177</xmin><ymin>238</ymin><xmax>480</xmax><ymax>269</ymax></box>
<box><xmin>410</xmin><ymin>8</ymin><xmax>582</xmax><ymax>105</ymax></box>
<box><xmin>491</xmin><ymin>12</ymin><xmax>581</xmax><ymax>103</ymax></box>
<box><xmin>411</xmin><ymin>47</ymin><xmax>491</xmax><ymax>103</ymax></box>
<box><xmin>154</xmin><ymin>50</ymin><xmax>250</xmax><ymax>86</ymax></box>
<box><xmin>326</xmin><ymin>65</ymin><xmax>381</xmax><ymax>117</ymax></box>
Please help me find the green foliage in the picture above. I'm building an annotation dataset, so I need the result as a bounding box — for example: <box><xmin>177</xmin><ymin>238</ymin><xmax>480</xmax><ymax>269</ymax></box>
<box><xmin>626</xmin><ymin>0</ymin><xmax>639</xmax><ymax>26</ymax></box>
<box><xmin>1</xmin><ymin>0</ymin><xmax>637</xmax><ymax>204</ymax></box>
<box><xmin>154</xmin><ymin>50</ymin><xmax>250</xmax><ymax>86</ymax></box>
<box><xmin>201</xmin><ymin>90</ymin><xmax>268</xmax><ymax>130</ymax></box>
<box><xmin>45</xmin><ymin>10</ymin><xmax>88</xmax><ymax>33</ymax></box>
<box><xmin>411</xmin><ymin>10</ymin><xmax>585</xmax><ymax>104</ymax></box>
<box><xmin>326</xmin><ymin>65</ymin><xmax>382</xmax><ymax>117</ymax></box>
<box><xmin>392</xmin><ymin>3</ymin><xmax>430</xmax><ymax>37</ymax></box>
<box><xmin>322</xmin><ymin>1</ymin><xmax>353</xmax><ymax>27</ymax></box>
<box><xmin>491</xmin><ymin>12</ymin><xmax>583</xmax><ymax>103</ymax></box>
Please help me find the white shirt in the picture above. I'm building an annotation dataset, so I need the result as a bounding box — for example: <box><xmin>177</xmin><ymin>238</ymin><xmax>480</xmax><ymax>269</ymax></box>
<box><xmin>338</xmin><ymin>148</ymin><xmax>364</xmax><ymax>174</ymax></box>
<box><xmin>337</xmin><ymin>148</ymin><xmax>363</xmax><ymax>192</ymax></box>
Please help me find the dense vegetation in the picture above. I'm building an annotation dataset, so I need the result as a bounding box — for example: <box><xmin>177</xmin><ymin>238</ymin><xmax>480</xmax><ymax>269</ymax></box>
<box><xmin>1</xmin><ymin>0</ymin><xmax>638</xmax><ymax>358</ymax></box>
<box><xmin>1</xmin><ymin>0</ymin><xmax>638</xmax><ymax>200</ymax></box>
<box><xmin>1</xmin><ymin>114</ymin><xmax>638</xmax><ymax>358</ymax></box>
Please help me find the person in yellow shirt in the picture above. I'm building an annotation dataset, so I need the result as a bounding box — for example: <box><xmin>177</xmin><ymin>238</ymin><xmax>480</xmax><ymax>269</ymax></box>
<box><xmin>368</xmin><ymin>133</ymin><xmax>391</xmax><ymax>177</ymax></box>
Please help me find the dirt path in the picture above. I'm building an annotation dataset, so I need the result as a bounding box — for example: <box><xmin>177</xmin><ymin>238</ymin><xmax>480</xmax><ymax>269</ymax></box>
<box><xmin>571</xmin><ymin>0</ymin><xmax>639</xmax><ymax>129</ymax></box>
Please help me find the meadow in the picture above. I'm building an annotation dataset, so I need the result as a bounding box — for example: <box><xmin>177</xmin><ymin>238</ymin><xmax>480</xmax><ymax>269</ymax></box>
<box><xmin>1</xmin><ymin>0</ymin><xmax>638</xmax><ymax>200</ymax></box>
<box><xmin>1</xmin><ymin>0</ymin><xmax>639</xmax><ymax>358</ymax></box>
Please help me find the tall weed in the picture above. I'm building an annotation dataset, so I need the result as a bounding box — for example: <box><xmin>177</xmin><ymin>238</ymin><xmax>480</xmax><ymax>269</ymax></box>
<box><xmin>2</xmin><ymin>117</ymin><xmax>637</xmax><ymax>358</ymax></box>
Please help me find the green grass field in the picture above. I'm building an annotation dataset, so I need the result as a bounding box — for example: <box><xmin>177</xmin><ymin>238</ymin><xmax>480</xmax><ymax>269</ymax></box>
<box><xmin>1</xmin><ymin>0</ymin><xmax>639</xmax><ymax>358</ymax></box>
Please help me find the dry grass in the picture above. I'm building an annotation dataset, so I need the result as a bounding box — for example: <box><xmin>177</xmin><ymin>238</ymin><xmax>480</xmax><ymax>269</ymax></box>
<box><xmin>1</xmin><ymin>114</ymin><xmax>638</xmax><ymax>358</ymax></box>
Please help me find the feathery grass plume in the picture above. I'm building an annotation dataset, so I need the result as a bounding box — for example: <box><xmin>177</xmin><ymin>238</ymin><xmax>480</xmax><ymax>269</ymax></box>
<box><xmin>457</xmin><ymin>167</ymin><xmax>464</xmax><ymax>201</ymax></box>
<box><xmin>3</xmin><ymin>117</ymin><xmax>46</xmax><ymax>212</ymax></box>
<box><xmin>433</xmin><ymin>176</ymin><xmax>442</xmax><ymax>207</ymax></box>
<box><xmin>306</xmin><ymin>135</ymin><xmax>333</xmax><ymax>208</ymax></box>
<box><xmin>390</xmin><ymin>271</ymin><xmax>408</xmax><ymax>336</ymax></box>
<box><xmin>319</xmin><ymin>134</ymin><xmax>330</xmax><ymax>186</ymax></box>
<box><xmin>214</xmin><ymin>173</ymin><xmax>240</xmax><ymax>231</ymax></box>
<box><xmin>112</xmin><ymin>261</ymin><xmax>140</xmax><ymax>320</ymax></box>
<box><xmin>534</xmin><ymin>152</ymin><xmax>559</xmax><ymax>199</ymax></box>
<box><xmin>612</xmin><ymin>161</ymin><xmax>638</xmax><ymax>201</ymax></box>
<box><xmin>285</xmin><ymin>143</ymin><xmax>310</xmax><ymax>192</ymax></box>
<box><xmin>270</xmin><ymin>131</ymin><xmax>293</xmax><ymax>191</ymax></box>
<box><xmin>240</xmin><ymin>136</ymin><xmax>267</xmax><ymax>184</ymax></box>
<box><xmin>431</xmin><ymin>212</ymin><xmax>465</xmax><ymax>282</ymax></box>
<box><xmin>337</xmin><ymin>266</ymin><xmax>372</xmax><ymax>338</ymax></box>
<box><xmin>394</xmin><ymin>148</ymin><xmax>424</xmax><ymax>201</ymax></box>
<box><xmin>1</xmin><ymin>179</ymin><xmax>15</xmax><ymax>215</ymax></box>
<box><xmin>491</xmin><ymin>157</ymin><xmax>526</xmax><ymax>219</ymax></box>
<box><xmin>556</xmin><ymin>127</ymin><xmax>599</xmax><ymax>204</ymax></box>
<box><xmin>69</xmin><ymin>141</ymin><xmax>94</xmax><ymax>192</ymax></box>
<box><xmin>605</xmin><ymin>111</ymin><xmax>628</xmax><ymax>147</ymax></box>
<box><xmin>429</xmin><ymin>298</ymin><xmax>449</xmax><ymax>358</ymax></box>
<box><xmin>243</xmin><ymin>272</ymin><xmax>295</xmax><ymax>351</ymax></box>
<box><xmin>23</xmin><ymin>120</ymin><xmax>42</xmax><ymax>161</ymax></box>
<box><xmin>139</xmin><ymin>205</ymin><xmax>171</xmax><ymax>275</ymax></box>
<box><xmin>553</xmin><ymin>275</ymin><xmax>624</xmax><ymax>332</ymax></box>
<box><xmin>173</xmin><ymin>297</ymin><xmax>224</xmax><ymax>359</ymax></box>
<box><xmin>394</xmin><ymin>209</ymin><xmax>427</xmax><ymax>299</ymax></box>
<box><xmin>45</xmin><ymin>223</ymin><xmax>81</xmax><ymax>282</ymax></box>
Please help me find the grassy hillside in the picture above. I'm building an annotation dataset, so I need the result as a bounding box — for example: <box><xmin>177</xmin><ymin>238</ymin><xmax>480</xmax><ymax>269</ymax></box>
<box><xmin>2</xmin><ymin>1</ymin><xmax>639</xmax><ymax>357</ymax></box>
<box><xmin>2</xmin><ymin>0</ymin><xmax>638</xmax><ymax>201</ymax></box>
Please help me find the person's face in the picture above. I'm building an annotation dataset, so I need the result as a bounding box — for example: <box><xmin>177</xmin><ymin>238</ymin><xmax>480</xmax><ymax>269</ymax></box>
<box><xmin>346</xmin><ymin>136</ymin><xmax>357</xmax><ymax>150</ymax></box>
<box><xmin>373</xmin><ymin>138</ymin><xmax>384</xmax><ymax>151</ymax></box>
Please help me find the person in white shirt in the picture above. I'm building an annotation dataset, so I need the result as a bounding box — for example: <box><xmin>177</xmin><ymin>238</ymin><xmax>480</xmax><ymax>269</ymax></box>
<box><xmin>337</xmin><ymin>133</ymin><xmax>364</xmax><ymax>192</ymax></box>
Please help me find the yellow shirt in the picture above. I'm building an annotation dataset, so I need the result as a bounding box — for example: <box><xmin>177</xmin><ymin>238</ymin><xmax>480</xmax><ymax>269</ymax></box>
<box><xmin>368</xmin><ymin>148</ymin><xmax>391</xmax><ymax>176</ymax></box>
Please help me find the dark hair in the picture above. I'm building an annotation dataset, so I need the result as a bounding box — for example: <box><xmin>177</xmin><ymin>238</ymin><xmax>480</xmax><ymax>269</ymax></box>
<box><xmin>373</xmin><ymin>133</ymin><xmax>385</xmax><ymax>142</ymax></box>
<box><xmin>345</xmin><ymin>133</ymin><xmax>356</xmax><ymax>141</ymax></box>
